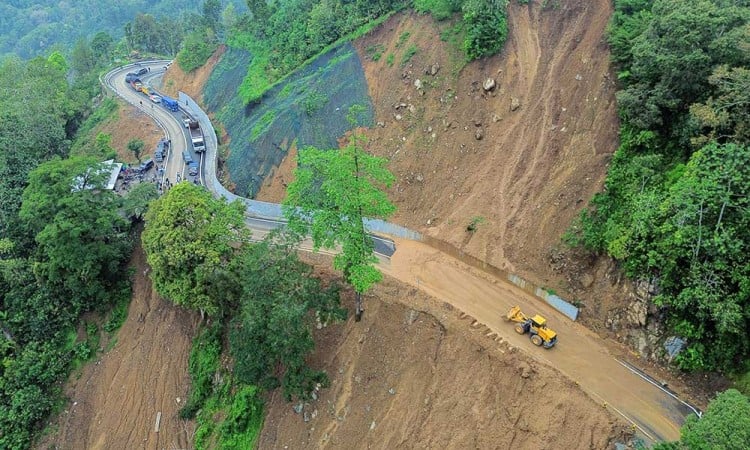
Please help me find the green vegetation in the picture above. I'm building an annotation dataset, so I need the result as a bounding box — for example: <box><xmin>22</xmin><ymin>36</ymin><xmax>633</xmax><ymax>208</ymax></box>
<box><xmin>0</xmin><ymin>0</ymin><xmax>246</xmax><ymax>59</ymax></box>
<box><xmin>229</xmin><ymin>0</ymin><xmax>510</xmax><ymax>103</ymax></box>
<box><xmin>462</xmin><ymin>0</ymin><xmax>509</xmax><ymax>60</ymax></box>
<box><xmin>386</xmin><ymin>53</ymin><xmax>396</xmax><ymax>66</ymax></box>
<box><xmin>302</xmin><ymin>91</ymin><xmax>329</xmax><ymax>116</ymax></box>
<box><xmin>414</xmin><ymin>0</ymin><xmax>463</xmax><ymax>21</ymax></box>
<box><xmin>229</xmin><ymin>238</ymin><xmax>345</xmax><ymax>399</ymax></box>
<box><xmin>396</xmin><ymin>31</ymin><xmax>412</xmax><ymax>48</ymax></box>
<box><xmin>194</xmin><ymin>382</ymin><xmax>264</xmax><ymax>450</ymax></box>
<box><xmin>567</xmin><ymin>0</ymin><xmax>750</xmax><ymax>372</ymax></box>
<box><xmin>142</xmin><ymin>182</ymin><xmax>249</xmax><ymax>317</ymax></box>
<box><xmin>401</xmin><ymin>44</ymin><xmax>419</xmax><ymax>66</ymax></box>
<box><xmin>250</xmin><ymin>110</ymin><xmax>277</xmax><ymax>140</ymax></box>
<box><xmin>127</xmin><ymin>138</ymin><xmax>145</xmax><ymax>162</ymax></box>
<box><xmin>174</xmin><ymin>232</ymin><xmax>347</xmax><ymax>446</ymax></box>
<box><xmin>180</xmin><ymin>323</ymin><xmax>223</xmax><ymax>419</ymax></box>
<box><xmin>654</xmin><ymin>389</ymin><xmax>750</xmax><ymax>450</ymax></box>
<box><xmin>283</xmin><ymin>135</ymin><xmax>396</xmax><ymax>320</ymax></box>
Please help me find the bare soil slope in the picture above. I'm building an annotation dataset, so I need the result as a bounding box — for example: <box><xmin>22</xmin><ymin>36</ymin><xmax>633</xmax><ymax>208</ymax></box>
<box><xmin>354</xmin><ymin>1</ymin><xmax>618</xmax><ymax>288</ymax></box>
<box><xmin>260</xmin><ymin>260</ymin><xmax>628</xmax><ymax>449</ymax></box>
<box><xmin>43</xmin><ymin>245</ymin><xmax>199</xmax><ymax>450</ymax></box>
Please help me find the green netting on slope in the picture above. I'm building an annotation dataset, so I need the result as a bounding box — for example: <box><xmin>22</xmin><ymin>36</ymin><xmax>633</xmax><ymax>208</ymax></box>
<box><xmin>203</xmin><ymin>43</ymin><xmax>374</xmax><ymax>198</ymax></box>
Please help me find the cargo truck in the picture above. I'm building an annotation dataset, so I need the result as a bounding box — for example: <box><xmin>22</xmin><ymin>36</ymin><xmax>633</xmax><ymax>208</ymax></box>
<box><xmin>161</xmin><ymin>95</ymin><xmax>179</xmax><ymax>112</ymax></box>
<box><xmin>188</xmin><ymin>120</ymin><xmax>206</xmax><ymax>153</ymax></box>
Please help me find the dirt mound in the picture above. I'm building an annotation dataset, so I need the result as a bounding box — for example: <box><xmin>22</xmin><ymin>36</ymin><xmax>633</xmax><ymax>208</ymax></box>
<box><xmin>259</xmin><ymin>267</ymin><xmax>628</xmax><ymax>449</ymax></box>
<box><xmin>159</xmin><ymin>45</ymin><xmax>227</xmax><ymax>104</ymax></box>
<box><xmin>42</xmin><ymin>245</ymin><xmax>199</xmax><ymax>450</ymax></box>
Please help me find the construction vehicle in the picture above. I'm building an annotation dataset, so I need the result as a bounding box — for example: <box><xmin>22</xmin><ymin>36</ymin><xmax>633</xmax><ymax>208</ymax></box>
<box><xmin>504</xmin><ymin>305</ymin><xmax>557</xmax><ymax>348</ymax></box>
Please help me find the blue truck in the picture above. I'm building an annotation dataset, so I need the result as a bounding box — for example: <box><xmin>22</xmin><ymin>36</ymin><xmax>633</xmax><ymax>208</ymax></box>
<box><xmin>161</xmin><ymin>95</ymin><xmax>179</xmax><ymax>112</ymax></box>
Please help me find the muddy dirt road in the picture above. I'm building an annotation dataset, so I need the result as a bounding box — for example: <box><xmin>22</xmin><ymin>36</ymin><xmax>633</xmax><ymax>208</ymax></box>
<box><xmin>380</xmin><ymin>239</ymin><xmax>692</xmax><ymax>442</ymax></box>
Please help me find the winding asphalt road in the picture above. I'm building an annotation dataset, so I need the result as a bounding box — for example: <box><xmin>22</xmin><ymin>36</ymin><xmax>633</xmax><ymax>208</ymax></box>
<box><xmin>104</xmin><ymin>62</ymin><xmax>698</xmax><ymax>446</ymax></box>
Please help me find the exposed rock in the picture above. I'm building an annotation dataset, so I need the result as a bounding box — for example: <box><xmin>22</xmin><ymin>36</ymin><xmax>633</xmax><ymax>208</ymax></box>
<box><xmin>388</xmin><ymin>388</ymin><xmax>396</xmax><ymax>395</ymax></box>
<box><xmin>408</xmin><ymin>104</ymin><xmax>416</xmax><ymax>114</ymax></box>
<box><xmin>414</xmin><ymin>79</ymin><xmax>423</xmax><ymax>90</ymax></box>
<box><xmin>415</xmin><ymin>173</ymin><xmax>424</xmax><ymax>183</ymax></box>
<box><xmin>517</xmin><ymin>361</ymin><xmax>534</xmax><ymax>379</ymax></box>
<box><xmin>492</xmin><ymin>113</ymin><xmax>502</xmax><ymax>123</ymax></box>
<box><xmin>425</xmin><ymin>64</ymin><xmax>440</xmax><ymax>76</ymax></box>
<box><xmin>293</xmin><ymin>402</ymin><xmax>303</xmax><ymax>414</ymax></box>
<box><xmin>483</xmin><ymin>78</ymin><xmax>496</xmax><ymax>91</ymax></box>
<box><xmin>580</xmin><ymin>273</ymin><xmax>594</xmax><ymax>288</ymax></box>
<box><xmin>627</xmin><ymin>298</ymin><xmax>648</xmax><ymax>327</ymax></box>
<box><xmin>511</xmin><ymin>97</ymin><xmax>521</xmax><ymax>111</ymax></box>
<box><xmin>475</xmin><ymin>128</ymin><xmax>484</xmax><ymax>140</ymax></box>
<box><xmin>395</xmin><ymin>114</ymin><xmax>402</xmax><ymax>121</ymax></box>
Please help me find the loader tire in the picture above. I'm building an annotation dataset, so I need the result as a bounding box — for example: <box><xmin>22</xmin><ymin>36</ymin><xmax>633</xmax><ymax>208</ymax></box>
<box><xmin>531</xmin><ymin>335</ymin><xmax>543</xmax><ymax>346</ymax></box>
<box><xmin>514</xmin><ymin>324</ymin><xmax>526</xmax><ymax>334</ymax></box>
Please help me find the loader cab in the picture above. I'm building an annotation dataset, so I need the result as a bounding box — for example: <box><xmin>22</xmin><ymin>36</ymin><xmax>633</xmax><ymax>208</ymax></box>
<box><xmin>530</xmin><ymin>315</ymin><xmax>548</xmax><ymax>329</ymax></box>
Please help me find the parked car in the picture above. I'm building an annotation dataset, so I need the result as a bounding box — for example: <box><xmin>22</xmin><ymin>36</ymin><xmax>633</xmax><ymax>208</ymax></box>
<box><xmin>138</xmin><ymin>158</ymin><xmax>154</xmax><ymax>173</ymax></box>
<box><xmin>188</xmin><ymin>161</ymin><xmax>199</xmax><ymax>176</ymax></box>
<box><xmin>136</xmin><ymin>67</ymin><xmax>148</xmax><ymax>76</ymax></box>
<box><xmin>125</xmin><ymin>72</ymin><xmax>138</xmax><ymax>83</ymax></box>
<box><xmin>149</xmin><ymin>94</ymin><xmax>161</xmax><ymax>103</ymax></box>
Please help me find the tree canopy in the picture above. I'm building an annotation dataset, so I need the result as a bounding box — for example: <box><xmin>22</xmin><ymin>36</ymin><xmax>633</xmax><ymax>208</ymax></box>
<box><xmin>570</xmin><ymin>0</ymin><xmax>750</xmax><ymax>370</ymax></box>
<box><xmin>654</xmin><ymin>389</ymin><xmax>750</xmax><ymax>450</ymax></box>
<box><xmin>229</xmin><ymin>237</ymin><xmax>344</xmax><ymax>400</ymax></box>
<box><xmin>142</xmin><ymin>182</ymin><xmax>249</xmax><ymax>316</ymax></box>
<box><xmin>283</xmin><ymin>137</ymin><xmax>395</xmax><ymax>320</ymax></box>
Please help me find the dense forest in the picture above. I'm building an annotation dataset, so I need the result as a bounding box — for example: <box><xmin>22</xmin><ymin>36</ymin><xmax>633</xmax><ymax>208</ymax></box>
<box><xmin>568</xmin><ymin>0</ymin><xmax>750</xmax><ymax>372</ymax></box>
<box><xmin>0</xmin><ymin>0</ymin><xmax>246</xmax><ymax>59</ymax></box>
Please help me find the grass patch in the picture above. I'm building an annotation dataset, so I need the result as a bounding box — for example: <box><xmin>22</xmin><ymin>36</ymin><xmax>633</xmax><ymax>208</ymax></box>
<box><xmin>731</xmin><ymin>370</ymin><xmax>750</xmax><ymax>396</ymax></box>
<box><xmin>386</xmin><ymin>53</ymin><xmax>395</xmax><ymax>67</ymax></box>
<box><xmin>237</xmin><ymin>12</ymin><xmax>395</xmax><ymax>104</ymax></box>
<box><xmin>396</xmin><ymin>31</ymin><xmax>411</xmax><ymax>48</ymax></box>
<box><xmin>277</xmin><ymin>83</ymin><xmax>294</xmax><ymax>100</ymax></box>
<box><xmin>302</xmin><ymin>91</ymin><xmax>329</xmax><ymax>116</ymax></box>
<box><xmin>102</xmin><ymin>293</ymin><xmax>130</xmax><ymax>334</ymax></box>
<box><xmin>195</xmin><ymin>381</ymin><xmax>264</xmax><ymax>450</ymax></box>
<box><xmin>400</xmin><ymin>45</ymin><xmax>418</xmax><ymax>67</ymax></box>
<box><xmin>366</xmin><ymin>43</ymin><xmax>385</xmax><ymax>61</ymax></box>
<box><xmin>76</xmin><ymin>97</ymin><xmax>118</xmax><ymax>137</ymax></box>
<box><xmin>250</xmin><ymin>110</ymin><xmax>276</xmax><ymax>141</ymax></box>
<box><xmin>180</xmin><ymin>323</ymin><xmax>222</xmax><ymax>419</ymax></box>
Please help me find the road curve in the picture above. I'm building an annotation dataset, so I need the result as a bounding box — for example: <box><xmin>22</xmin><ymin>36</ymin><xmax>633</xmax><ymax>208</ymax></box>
<box><xmin>104</xmin><ymin>62</ymin><xmax>695</xmax><ymax>445</ymax></box>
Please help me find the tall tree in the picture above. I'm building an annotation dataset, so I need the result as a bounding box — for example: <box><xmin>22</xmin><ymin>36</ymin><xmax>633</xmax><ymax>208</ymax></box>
<box><xmin>229</xmin><ymin>237</ymin><xmax>344</xmax><ymax>400</ymax></box>
<box><xmin>142</xmin><ymin>182</ymin><xmax>249</xmax><ymax>317</ymax></box>
<box><xmin>127</xmin><ymin>138</ymin><xmax>145</xmax><ymax>162</ymax></box>
<box><xmin>283</xmin><ymin>136</ymin><xmax>395</xmax><ymax>321</ymax></box>
<box><xmin>19</xmin><ymin>157</ymin><xmax>131</xmax><ymax>315</ymax></box>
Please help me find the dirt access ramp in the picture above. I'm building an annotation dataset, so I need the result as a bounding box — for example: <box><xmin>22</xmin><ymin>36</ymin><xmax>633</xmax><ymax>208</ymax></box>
<box><xmin>42</xmin><ymin>245</ymin><xmax>199</xmax><ymax>450</ymax></box>
<box><xmin>259</xmin><ymin>270</ymin><xmax>630</xmax><ymax>449</ymax></box>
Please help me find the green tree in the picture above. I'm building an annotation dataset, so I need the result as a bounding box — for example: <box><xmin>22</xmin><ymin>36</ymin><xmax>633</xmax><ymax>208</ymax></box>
<box><xmin>463</xmin><ymin>0</ymin><xmax>509</xmax><ymax>60</ymax></box>
<box><xmin>71</xmin><ymin>37</ymin><xmax>96</xmax><ymax>76</ymax></box>
<box><xmin>90</xmin><ymin>31</ymin><xmax>115</xmax><ymax>63</ymax></box>
<box><xmin>283</xmin><ymin>136</ymin><xmax>395</xmax><ymax>321</ymax></box>
<box><xmin>19</xmin><ymin>157</ymin><xmax>131</xmax><ymax>315</ymax></box>
<box><xmin>654</xmin><ymin>389</ymin><xmax>750</xmax><ymax>450</ymax></box>
<box><xmin>229</xmin><ymin>237</ymin><xmax>344</xmax><ymax>400</ymax></box>
<box><xmin>142</xmin><ymin>182</ymin><xmax>248</xmax><ymax>317</ymax></box>
<box><xmin>127</xmin><ymin>138</ymin><xmax>145</xmax><ymax>162</ymax></box>
<box><xmin>122</xmin><ymin>182</ymin><xmax>158</xmax><ymax>222</ymax></box>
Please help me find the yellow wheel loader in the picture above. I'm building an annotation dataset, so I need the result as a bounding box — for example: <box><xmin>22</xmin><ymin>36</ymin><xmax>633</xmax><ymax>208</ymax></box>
<box><xmin>504</xmin><ymin>305</ymin><xmax>558</xmax><ymax>348</ymax></box>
